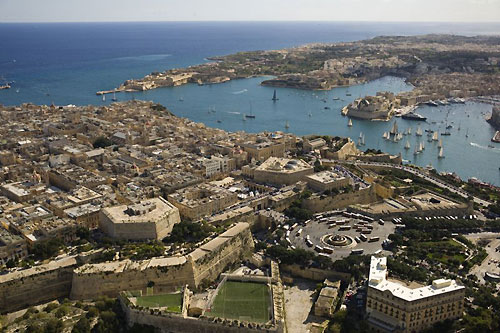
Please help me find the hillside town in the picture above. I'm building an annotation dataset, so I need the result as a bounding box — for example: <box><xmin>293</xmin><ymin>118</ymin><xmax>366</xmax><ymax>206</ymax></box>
<box><xmin>0</xmin><ymin>100</ymin><xmax>499</xmax><ymax>333</ymax></box>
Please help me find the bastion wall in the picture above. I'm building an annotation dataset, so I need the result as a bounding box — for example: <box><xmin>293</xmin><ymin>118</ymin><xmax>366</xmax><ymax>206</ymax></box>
<box><xmin>0</xmin><ymin>223</ymin><xmax>254</xmax><ymax>311</ymax></box>
<box><xmin>0</xmin><ymin>258</ymin><xmax>77</xmax><ymax>313</ymax></box>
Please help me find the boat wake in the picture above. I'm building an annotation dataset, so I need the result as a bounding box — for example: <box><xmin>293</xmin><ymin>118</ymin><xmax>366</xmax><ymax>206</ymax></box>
<box><xmin>232</xmin><ymin>89</ymin><xmax>248</xmax><ymax>95</ymax></box>
<box><xmin>470</xmin><ymin>142</ymin><xmax>500</xmax><ymax>153</ymax></box>
<box><xmin>227</xmin><ymin>111</ymin><xmax>241</xmax><ymax>115</ymax></box>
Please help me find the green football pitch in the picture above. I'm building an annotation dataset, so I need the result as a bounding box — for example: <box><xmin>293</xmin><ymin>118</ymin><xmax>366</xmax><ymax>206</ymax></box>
<box><xmin>135</xmin><ymin>293</ymin><xmax>183</xmax><ymax>312</ymax></box>
<box><xmin>207</xmin><ymin>281</ymin><xmax>271</xmax><ymax>323</ymax></box>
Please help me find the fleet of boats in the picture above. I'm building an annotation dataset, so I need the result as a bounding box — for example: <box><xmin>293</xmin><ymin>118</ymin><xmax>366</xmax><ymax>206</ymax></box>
<box><xmin>374</xmin><ymin>118</ymin><xmax>448</xmax><ymax>159</ymax></box>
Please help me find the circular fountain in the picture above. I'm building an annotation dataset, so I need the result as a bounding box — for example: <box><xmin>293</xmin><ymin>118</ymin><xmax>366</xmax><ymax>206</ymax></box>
<box><xmin>321</xmin><ymin>234</ymin><xmax>356</xmax><ymax>248</ymax></box>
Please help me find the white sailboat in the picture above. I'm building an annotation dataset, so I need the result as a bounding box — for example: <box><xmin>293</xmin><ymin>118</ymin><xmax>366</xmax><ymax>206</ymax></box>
<box><xmin>432</xmin><ymin>132</ymin><xmax>438</xmax><ymax>141</ymax></box>
<box><xmin>361</xmin><ymin>134</ymin><xmax>365</xmax><ymax>146</ymax></box>
<box><xmin>414</xmin><ymin>146</ymin><xmax>419</xmax><ymax>155</ymax></box>
<box><xmin>419</xmin><ymin>142</ymin><xmax>424</xmax><ymax>151</ymax></box>
<box><xmin>382</xmin><ymin>132</ymin><xmax>387</xmax><ymax>139</ymax></box>
<box><xmin>359</xmin><ymin>132</ymin><xmax>363</xmax><ymax>139</ymax></box>
<box><xmin>421</xmin><ymin>142</ymin><xmax>425</xmax><ymax>150</ymax></box>
<box><xmin>390</xmin><ymin>121</ymin><xmax>398</xmax><ymax>135</ymax></box>
<box><xmin>407</xmin><ymin>127</ymin><xmax>411</xmax><ymax>135</ymax></box>
<box><xmin>438</xmin><ymin>147</ymin><xmax>445</xmax><ymax>159</ymax></box>
<box><xmin>348</xmin><ymin>119</ymin><xmax>353</xmax><ymax>127</ymax></box>
<box><xmin>438</xmin><ymin>139</ymin><xmax>443</xmax><ymax>148</ymax></box>
<box><xmin>102</xmin><ymin>94</ymin><xmax>106</xmax><ymax>102</ymax></box>
<box><xmin>416</xmin><ymin>126</ymin><xmax>423</xmax><ymax>136</ymax></box>
<box><xmin>285</xmin><ymin>121</ymin><xmax>290</xmax><ymax>129</ymax></box>
<box><xmin>404</xmin><ymin>141</ymin><xmax>410</xmax><ymax>150</ymax></box>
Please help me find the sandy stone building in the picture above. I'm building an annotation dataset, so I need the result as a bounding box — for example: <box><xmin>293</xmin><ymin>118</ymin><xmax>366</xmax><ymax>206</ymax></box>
<box><xmin>99</xmin><ymin>197</ymin><xmax>180</xmax><ymax>240</ymax></box>
<box><xmin>240</xmin><ymin>141</ymin><xmax>285</xmax><ymax>162</ymax></box>
<box><xmin>305</xmin><ymin>170</ymin><xmax>351</xmax><ymax>192</ymax></box>
<box><xmin>167</xmin><ymin>183</ymin><xmax>238</xmax><ymax>221</ymax></box>
<box><xmin>253</xmin><ymin>157</ymin><xmax>313</xmax><ymax>186</ymax></box>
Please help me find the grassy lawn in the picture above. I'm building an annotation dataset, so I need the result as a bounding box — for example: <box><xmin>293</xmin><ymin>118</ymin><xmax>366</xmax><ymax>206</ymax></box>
<box><xmin>207</xmin><ymin>281</ymin><xmax>271</xmax><ymax>323</ymax></box>
<box><xmin>135</xmin><ymin>293</ymin><xmax>183</xmax><ymax>312</ymax></box>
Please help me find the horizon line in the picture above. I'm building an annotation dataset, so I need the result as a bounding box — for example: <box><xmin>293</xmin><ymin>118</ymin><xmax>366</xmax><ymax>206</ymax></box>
<box><xmin>1</xmin><ymin>19</ymin><xmax>500</xmax><ymax>24</ymax></box>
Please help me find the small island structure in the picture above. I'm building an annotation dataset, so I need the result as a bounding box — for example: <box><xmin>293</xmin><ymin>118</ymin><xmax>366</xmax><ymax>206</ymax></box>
<box><xmin>341</xmin><ymin>92</ymin><xmax>399</xmax><ymax>120</ymax></box>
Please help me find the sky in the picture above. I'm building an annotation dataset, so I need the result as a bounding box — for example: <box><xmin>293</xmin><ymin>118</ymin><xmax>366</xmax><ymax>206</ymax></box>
<box><xmin>1</xmin><ymin>0</ymin><xmax>500</xmax><ymax>23</ymax></box>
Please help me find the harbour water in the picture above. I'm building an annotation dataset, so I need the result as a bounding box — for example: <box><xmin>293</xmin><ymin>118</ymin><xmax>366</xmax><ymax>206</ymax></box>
<box><xmin>1</xmin><ymin>22</ymin><xmax>499</xmax><ymax>185</ymax></box>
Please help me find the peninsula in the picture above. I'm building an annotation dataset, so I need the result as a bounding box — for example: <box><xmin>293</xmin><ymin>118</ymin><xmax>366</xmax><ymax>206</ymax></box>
<box><xmin>102</xmin><ymin>35</ymin><xmax>500</xmax><ymax>108</ymax></box>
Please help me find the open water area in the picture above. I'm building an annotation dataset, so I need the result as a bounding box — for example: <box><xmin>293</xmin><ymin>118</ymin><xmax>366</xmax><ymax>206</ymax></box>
<box><xmin>1</xmin><ymin>22</ymin><xmax>499</xmax><ymax>185</ymax></box>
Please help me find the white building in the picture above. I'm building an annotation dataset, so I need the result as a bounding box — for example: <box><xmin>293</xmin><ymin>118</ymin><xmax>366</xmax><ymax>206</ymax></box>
<box><xmin>366</xmin><ymin>256</ymin><xmax>465</xmax><ymax>333</ymax></box>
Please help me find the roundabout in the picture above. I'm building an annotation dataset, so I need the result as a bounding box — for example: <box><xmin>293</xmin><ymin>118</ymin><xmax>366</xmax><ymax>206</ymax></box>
<box><xmin>288</xmin><ymin>211</ymin><xmax>396</xmax><ymax>260</ymax></box>
<box><xmin>321</xmin><ymin>234</ymin><xmax>356</xmax><ymax>249</ymax></box>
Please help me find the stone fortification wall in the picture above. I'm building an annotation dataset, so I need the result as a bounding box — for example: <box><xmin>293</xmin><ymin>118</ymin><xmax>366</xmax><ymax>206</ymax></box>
<box><xmin>121</xmin><ymin>305</ymin><xmax>282</xmax><ymax>333</ymax></box>
<box><xmin>70</xmin><ymin>223</ymin><xmax>254</xmax><ymax>300</ymax></box>
<box><xmin>302</xmin><ymin>186</ymin><xmax>377</xmax><ymax>213</ymax></box>
<box><xmin>189</xmin><ymin>223</ymin><xmax>255</xmax><ymax>288</ymax></box>
<box><xmin>70</xmin><ymin>257</ymin><xmax>195</xmax><ymax>300</ymax></box>
<box><xmin>1</xmin><ymin>223</ymin><xmax>254</xmax><ymax>310</ymax></box>
<box><xmin>0</xmin><ymin>257</ymin><xmax>77</xmax><ymax>314</ymax></box>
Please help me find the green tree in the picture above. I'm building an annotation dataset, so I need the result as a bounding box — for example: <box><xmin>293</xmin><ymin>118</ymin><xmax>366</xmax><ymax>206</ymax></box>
<box><xmin>44</xmin><ymin>318</ymin><xmax>64</xmax><ymax>333</ymax></box>
<box><xmin>72</xmin><ymin>317</ymin><xmax>91</xmax><ymax>333</ymax></box>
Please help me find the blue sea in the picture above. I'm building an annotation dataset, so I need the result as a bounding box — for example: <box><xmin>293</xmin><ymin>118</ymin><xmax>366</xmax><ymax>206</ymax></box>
<box><xmin>1</xmin><ymin>21</ymin><xmax>499</xmax><ymax>185</ymax></box>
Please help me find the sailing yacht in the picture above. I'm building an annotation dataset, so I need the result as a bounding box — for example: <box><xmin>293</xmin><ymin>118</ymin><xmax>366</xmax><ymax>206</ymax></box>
<box><xmin>421</xmin><ymin>142</ymin><xmax>425</xmax><ymax>150</ymax></box>
<box><xmin>112</xmin><ymin>90</ymin><xmax>118</xmax><ymax>102</ymax></box>
<box><xmin>438</xmin><ymin>139</ymin><xmax>443</xmax><ymax>148</ymax></box>
<box><xmin>348</xmin><ymin>119</ymin><xmax>353</xmax><ymax>127</ymax></box>
<box><xmin>272</xmin><ymin>90</ymin><xmax>279</xmax><ymax>101</ymax></box>
<box><xmin>407</xmin><ymin>127</ymin><xmax>411</xmax><ymax>135</ymax></box>
<box><xmin>245</xmin><ymin>102</ymin><xmax>255</xmax><ymax>119</ymax></box>
<box><xmin>102</xmin><ymin>94</ymin><xmax>106</xmax><ymax>102</ymax></box>
<box><xmin>432</xmin><ymin>132</ymin><xmax>438</xmax><ymax>141</ymax></box>
<box><xmin>416</xmin><ymin>126</ymin><xmax>423</xmax><ymax>136</ymax></box>
<box><xmin>390</xmin><ymin>121</ymin><xmax>398</xmax><ymax>135</ymax></box>
<box><xmin>404</xmin><ymin>141</ymin><xmax>410</xmax><ymax>150</ymax></box>
<box><xmin>361</xmin><ymin>134</ymin><xmax>365</xmax><ymax>146</ymax></box>
<box><xmin>438</xmin><ymin>147</ymin><xmax>445</xmax><ymax>159</ymax></box>
<box><xmin>285</xmin><ymin>121</ymin><xmax>290</xmax><ymax>129</ymax></box>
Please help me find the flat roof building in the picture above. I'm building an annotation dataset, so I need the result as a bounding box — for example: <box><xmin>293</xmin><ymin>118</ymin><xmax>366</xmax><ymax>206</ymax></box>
<box><xmin>254</xmin><ymin>157</ymin><xmax>313</xmax><ymax>186</ymax></box>
<box><xmin>305</xmin><ymin>170</ymin><xmax>351</xmax><ymax>192</ymax></box>
<box><xmin>99</xmin><ymin>197</ymin><xmax>180</xmax><ymax>241</ymax></box>
<box><xmin>366</xmin><ymin>256</ymin><xmax>465</xmax><ymax>333</ymax></box>
<box><xmin>167</xmin><ymin>183</ymin><xmax>238</xmax><ymax>221</ymax></box>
